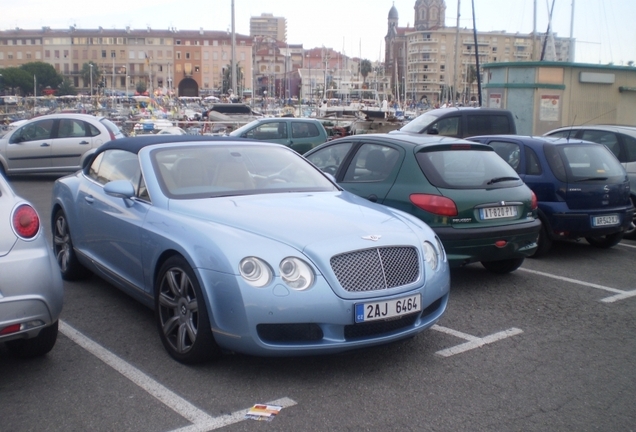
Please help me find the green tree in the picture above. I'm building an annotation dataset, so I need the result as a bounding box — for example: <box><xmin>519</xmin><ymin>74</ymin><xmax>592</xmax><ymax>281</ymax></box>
<box><xmin>80</xmin><ymin>62</ymin><xmax>101</xmax><ymax>91</ymax></box>
<box><xmin>136</xmin><ymin>81</ymin><xmax>147</xmax><ymax>94</ymax></box>
<box><xmin>359</xmin><ymin>59</ymin><xmax>372</xmax><ymax>85</ymax></box>
<box><xmin>20</xmin><ymin>62</ymin><xmax>62</xmax><ymax>94</ymax></box>
<box><xmin>0</xmin><ymin>67</ymin><xmax>34</xmax><ymax>95</ymax></box>
<box><xmin>58</xmin><ymin>77</ymin><xmax>77</xmax><ymax>96</ymax></box>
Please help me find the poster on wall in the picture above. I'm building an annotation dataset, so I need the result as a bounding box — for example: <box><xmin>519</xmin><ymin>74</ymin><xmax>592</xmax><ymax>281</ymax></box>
<box><xmin>540</xmin><ymin>95</ymin><xmax>560</xmax><ymax>121</ymax></box>
<box><xmin>489</xmin><ymin>93</ymin><xmax>501</xmax><ymax>108</ymax></box>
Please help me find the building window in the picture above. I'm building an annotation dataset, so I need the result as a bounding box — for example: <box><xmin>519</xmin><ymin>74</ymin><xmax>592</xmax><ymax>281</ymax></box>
<box><xmin>186</xmin><ymin>52</ymin><xmax>190</xmax><ymax>59</ymax></box>
<box><xmin>176</xmin><ymin>51</ymin><xmax>181</xmax><ymax>59</ymax></box>
<box><xmin>102</xmin><ymin>50</ymin><xmax>106</xmax><ymax>58</ymax></box>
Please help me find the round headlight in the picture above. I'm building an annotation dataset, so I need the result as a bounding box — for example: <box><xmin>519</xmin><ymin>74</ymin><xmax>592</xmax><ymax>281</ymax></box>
<box><xmin>423</xmin><ymin>241</ymin><xmax>439</xmax><ymax>271</ymax></box>
<box><xmin>239</xmin><ymin>257</ymin><xmax>272</xmax><ymax>287</ymax></box>
<box><xmin>279</xmin><ymin>257</ymin><xmax>314</xmax><ymax>290</ymax></box>
<box><xmin>435</xmin><ymin>236</ymin><xmax>446</xmax><ymax>262</ymax></box>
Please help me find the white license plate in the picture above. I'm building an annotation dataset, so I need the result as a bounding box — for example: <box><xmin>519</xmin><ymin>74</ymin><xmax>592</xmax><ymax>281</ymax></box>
<box><xmin>355</xmin><ymin>294</ymin><xmax>421</xmax><ymax>323</ymax></box>
<box><xmin>480</xmin><ymin>206</ymin><xmax>518</xmax><ymax>220</ymax></box>
<box><xmin>592</xmin><ymin>214</ymin><xmax>620</xmax><ymax>226</ymax></box>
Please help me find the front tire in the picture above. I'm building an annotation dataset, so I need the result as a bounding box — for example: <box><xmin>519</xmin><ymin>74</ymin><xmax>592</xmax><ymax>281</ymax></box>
<box><xmin>53</xmin><ymin>209</ymin><xmax>91</xmax><ymax>280</ymax></box>
<box><xmin>481</xmin><ymin>257</ymin><xmax>525</xmax><ymax>274</ymax></box>
<box><xmin>6</xmin><ymin>321</ymin><xmax>59</xmax><ymax>358</ymax></box>
<box><xmin>585</xmin><ymin>232</ymin><xmax>623</xmax><ymax>248</ymax></box>
<box><xmin>155</xmin><ymin>256</ymin><xmax>221</xmax><ymax>364</ymax></box>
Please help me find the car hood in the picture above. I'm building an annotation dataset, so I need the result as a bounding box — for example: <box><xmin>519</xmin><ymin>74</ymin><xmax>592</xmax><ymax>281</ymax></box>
<box><xmin>167</xmin><ymin>191</ymin><xmax>424</xmax><ymax>253</ymax></box>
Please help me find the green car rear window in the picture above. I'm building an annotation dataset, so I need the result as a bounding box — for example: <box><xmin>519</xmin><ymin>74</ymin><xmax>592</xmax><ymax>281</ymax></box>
<box><xmin>415</xmin><ymin>148</ymin><xmax>521</xmax><ymax>189</ymax></box>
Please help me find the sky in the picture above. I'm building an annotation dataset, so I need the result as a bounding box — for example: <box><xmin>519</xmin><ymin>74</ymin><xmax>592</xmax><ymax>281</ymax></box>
<box><xmin>3</xmin><ymin>0</ymin><xmax>635</xmax><ymax>65</ymax></box>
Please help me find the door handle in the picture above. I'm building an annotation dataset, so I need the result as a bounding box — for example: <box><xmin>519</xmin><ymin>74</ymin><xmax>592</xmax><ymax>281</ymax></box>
<box><xmin>79</xmin><ymin>141</ymin><xmax>89</xmax><ymax>145</ymax></box>
<box><xmin>84</xmin><ymin>195</ymin><xmax>95</xmax><ymax>204</ymax></box>
<box><xmin>367</xmin><ymin>194</ymin><xmax>378</xmax><ymax>203</ymax></box>
<box><xmin>40</xmin><ymin>143</ymin><xmax>50</xmax><ymax>147</ymax></box>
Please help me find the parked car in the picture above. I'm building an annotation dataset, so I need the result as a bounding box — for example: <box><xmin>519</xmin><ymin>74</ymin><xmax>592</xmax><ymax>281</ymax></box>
<box><xmin>51</xmin><ymin>135</ymin><xmax>450</xmax><ymax>363</ymax></box>
<box><xmin>545</xmin><ymin>125</ymin><xmax>636</xmax><ymax>238</ymax></box>
<box><xmin>0</xmin><ymin>113</ymin><xmax>125</xmax><ymax>176</ymax></box>
<box><xmin>0</xmin><ymin>172</ymin><xmax>63</xmax><ymax>357</ymax></box>
<box><xmin>229</xmin><ymin>117</ymin><xmax>329</xmax><ymax>154</ymax></box>
<box><xmin>392</xmin><ymin>107</ymin><xmax>517</xmax><ymax>138</ymax></box>
<box><xmin>304</xmin><ymin>134</ymin><xmax>540</xmax><ymax>273</ymax></box>
<box><xmin>468</xmin><ymin>135</ymin><xmax>634</xmax><ymax>255</ymax></box>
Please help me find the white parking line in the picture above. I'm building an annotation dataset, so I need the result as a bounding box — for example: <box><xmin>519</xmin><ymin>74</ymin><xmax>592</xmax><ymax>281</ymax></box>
<box><xmin>518</xmin><ymin>267</ymin><xmax>636</xmax><ymax>303</ymax></box>
<box><xmin>432</xmin><ymin>325</ymin><xmax>523</xmax><ymax>357</ymax></box>
<box><xmin>618</xmin><ymin>242</ymin><xmax>636</xmax><ymax>249</ymax></box>
<box><xmin>59</xmin><ymin>321</ymin><xmax>296</xmax><ymax>431</ymax></box>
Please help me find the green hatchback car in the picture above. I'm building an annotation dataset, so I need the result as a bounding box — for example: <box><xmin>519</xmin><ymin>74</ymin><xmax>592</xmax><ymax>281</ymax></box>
<box><xmin>305</xmin><ymin>133</ymin><xmax>541</xmax><ymax>273</ymax></box>
<box><xmin>230</xmin><ymin>117</ymin><xmax>328</xmax><ymax>154</ymax></box>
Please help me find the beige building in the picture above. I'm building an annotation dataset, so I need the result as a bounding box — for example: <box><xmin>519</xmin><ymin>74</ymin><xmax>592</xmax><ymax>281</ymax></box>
<box><xmin>483</xmin><ymin>61</ymin><xmax>636</xmax><ymax>135</ymax></box>
<box><xmin>385</xmin><ymin>0</ymin><xmax>573</xmax><ymax>104</ymax></box>
<box><xmin>250</xmin><ymin>13</ymin><xmax>287</xmax><ymax>43</ymax></box>
<box><xmin>0</xmin><ymin>27</ymin><xmax>253</xmax><ymax>98</ymax></box>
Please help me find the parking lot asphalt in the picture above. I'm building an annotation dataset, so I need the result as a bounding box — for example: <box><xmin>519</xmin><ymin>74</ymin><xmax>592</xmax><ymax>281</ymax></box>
<box><xmin>2</xmin><ymin>174</ymin><xmax>635</xmax><ymax>432</ymax></box>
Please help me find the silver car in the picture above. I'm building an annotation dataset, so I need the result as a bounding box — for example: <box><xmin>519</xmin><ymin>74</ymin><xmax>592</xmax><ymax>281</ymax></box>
<box><xmin>0</xmin><ymin>113</ymin><xmax>124</xmax><ymax>176</ymax></box>
<box><xmin>0</xmin><ymin>173</ymin><xmax>63</xmax><ymax>357</ymax></box>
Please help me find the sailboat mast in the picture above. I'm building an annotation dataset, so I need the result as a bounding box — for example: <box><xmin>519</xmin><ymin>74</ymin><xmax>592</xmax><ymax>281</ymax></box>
<box><xmin>453</xmin><ymin>0</ymin><xmax>461</xmax><ymax>106</ymax></box>
<box><xmin>231</xmin><ymin>0</ymin><xmax>237</xmax><ymax>97</ymax></box>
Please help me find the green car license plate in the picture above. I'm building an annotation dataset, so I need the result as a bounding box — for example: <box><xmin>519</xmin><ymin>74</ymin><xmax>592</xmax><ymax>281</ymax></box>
<box><xmin>355</xmin><ymin>294</ymin><xmax>421</xmax><ymax>323</ymax></box>
<box><xmin>480</xmin><ymin>206</ymin><xmax>518</xmax><ymax>220</ymax></box>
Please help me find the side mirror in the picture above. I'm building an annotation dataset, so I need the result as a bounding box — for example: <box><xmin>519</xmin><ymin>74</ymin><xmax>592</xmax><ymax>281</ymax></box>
<box><xmin>104</xmin><ymin>180</ymin><xmax>136</xmax><ymax>204</ymax></box>
<box><xmin>427</xmin><ymin>127</ymin><xmax>439</xmax><ymax>135</ymax></box>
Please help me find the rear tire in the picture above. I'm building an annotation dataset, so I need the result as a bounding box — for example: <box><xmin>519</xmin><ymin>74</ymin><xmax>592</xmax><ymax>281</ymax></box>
<box><xmin>155</xmin><ymin>256</ymin><xmax>221</xmax><ymax>364</ymax></box>
<box><xmin>530</xmin><ymin>222</ymin><xmax>552</xmax><ymax>258</ymax></box>
<box><xmin>7</xmin><ymin>321</ymin><xmax>59</xmax><ymax>358</ymax></box>
<box><xmin>53</xmin><ymin>209</ymin><xmax>91</xmax><ymax>280</ymax></box>
<box><xmin>481</xmin><ymin>257</ymin><xmax>525</xmax><ymax>274</ymax></box>
<box><xmin>585</xmin><ymin>232</ymin><xmax>623</xmax><ymax>248</ymax></box>
<box><xmin>623</xmin><ymin>197</ymin><xmax>636</xmax><ymax>240</ymax></box>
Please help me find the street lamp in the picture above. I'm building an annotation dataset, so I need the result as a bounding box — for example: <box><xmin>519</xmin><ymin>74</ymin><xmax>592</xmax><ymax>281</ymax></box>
<box><xmin>89</xmin><ymin>63</ymin><xmax>93</xmax><ymax>99</ymax></box>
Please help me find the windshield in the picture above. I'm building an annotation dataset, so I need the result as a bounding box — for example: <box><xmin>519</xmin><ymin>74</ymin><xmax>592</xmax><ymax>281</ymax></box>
<box><xmin>552</xmin><ymin>143</ymin><xmax>626</xmax><ymax>182</ymax></box>
<box><xmin>399</xmin><ymin>112</ymin><xmax>441</xmax><ymax>133</ymax></box>
<box><xmin>416</xmin><ymin>148</ymin><xmax>521</xmax><ymax>189</ymax></box>
<box><xmin>151</xmin><ymin>144</ymin><xmax>338</xmax><ymax>199</ymax></box>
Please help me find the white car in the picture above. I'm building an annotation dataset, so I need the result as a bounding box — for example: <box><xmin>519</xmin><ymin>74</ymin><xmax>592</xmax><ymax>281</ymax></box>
<box><xmin>0</xmin><ymin>113</ymin><xmax>125</xmax><ymax>176</ymax></box>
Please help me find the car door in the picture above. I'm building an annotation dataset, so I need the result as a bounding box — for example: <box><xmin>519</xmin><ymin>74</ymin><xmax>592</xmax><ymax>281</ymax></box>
<box><xmin>77</xmin><ymin>149</ymin><xmax>148</xmax><ymax>291</ymax></box>
<box><xmin>289</xmin><ymin>121</ymin><xmax>325</xmax><ymax>154</ymax></box>
<box><xmin>242</xmin><ymin>120</ymin><xmax>290</xmax><ymax>146</ymax></box>
<box><xmin>51</xmin><ymin>118</ymin><xmax>94</xmax><ymax>170</ymax></box>
<box><xmin>5</xmin><ymin>118</ymin><xmax>55</xmax><ymax>171</ymax></box>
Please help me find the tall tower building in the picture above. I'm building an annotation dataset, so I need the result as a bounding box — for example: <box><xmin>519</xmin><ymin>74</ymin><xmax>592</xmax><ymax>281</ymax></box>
<box><xmin>250</xmin><ymin>13</ymin><xmax>287</xmax><ymax>43</ymax></box>
<box><xmin>414</xmin><ymin>0</ymin><xmax>447</xmax><ymax>30</ymax></box>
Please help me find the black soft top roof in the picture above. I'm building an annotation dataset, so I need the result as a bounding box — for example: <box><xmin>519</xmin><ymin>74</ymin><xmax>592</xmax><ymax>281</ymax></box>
<box><xmin>97</xmin><ymin>135</ymin><xmax>252</xmax><ymax>155</ymax></box>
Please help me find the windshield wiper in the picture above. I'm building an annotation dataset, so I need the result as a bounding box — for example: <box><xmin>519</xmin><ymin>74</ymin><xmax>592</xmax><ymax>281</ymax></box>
<box><xmin>487</xmin><ymin>176</ymin><xmax>519</xmax><ymax>185</ymax></box>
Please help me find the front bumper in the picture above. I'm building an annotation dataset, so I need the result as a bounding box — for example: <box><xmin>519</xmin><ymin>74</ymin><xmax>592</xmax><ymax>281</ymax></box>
<box><xmin>196</xmin><ymin>264</ymin><xmax>450</xmax><ymax>357</ymax></box>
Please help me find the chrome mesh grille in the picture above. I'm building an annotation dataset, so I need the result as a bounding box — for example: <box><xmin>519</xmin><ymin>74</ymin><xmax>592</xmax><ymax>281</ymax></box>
<box><xmin>330</xmin><ymin>246</ymin><xmax>420</xmax><ymax>292</ymax></box>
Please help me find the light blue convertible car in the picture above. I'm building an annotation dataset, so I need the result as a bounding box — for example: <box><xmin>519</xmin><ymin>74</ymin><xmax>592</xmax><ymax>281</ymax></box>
<box><xmin>51</xmin><ymin>135</ymin><xmax>450</xmax><ymax>363</ymax></box>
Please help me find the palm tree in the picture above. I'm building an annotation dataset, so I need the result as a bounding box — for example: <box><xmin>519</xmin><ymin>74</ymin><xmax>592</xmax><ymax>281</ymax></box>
<box><xmin>359</xmin><ymin>59</ymin><xmax>372</xmax><ymax>87</ymax></box>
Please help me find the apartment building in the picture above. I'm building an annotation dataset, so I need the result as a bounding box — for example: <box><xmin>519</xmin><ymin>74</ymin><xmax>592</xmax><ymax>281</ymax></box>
<box><xmin>250</xmin><ymin>13</ymin><xmax>287</xmax><ymax>43</ymax></box>
<box><xmin>0</xmin><ymin>26</ymin><xmax>253</xmax><ymax>97</ymax></box>
<box><xmin>386</xmin><ymin>0</ymin><xmax>573</xmax><ymax>104</ymax></box>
